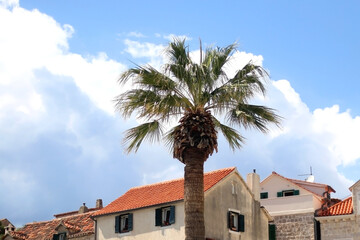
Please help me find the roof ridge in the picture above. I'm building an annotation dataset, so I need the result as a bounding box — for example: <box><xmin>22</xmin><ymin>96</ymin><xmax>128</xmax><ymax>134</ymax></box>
<box><xmin>328</xmin><ymin>196</ymin><xmax>352</xmax><ymax>209</ymax></box>
<box><xmin>129</xmin><ymin>167</ymin><xmax>236</xmax><ymax>190</ymax></box>
<box><xmin>286</xmin><ymin>177</ymin><xmax>327</xmax><ymax>186</ymax></box>
<box><xmin>93</xmin><ymin>167</ymin><xmax>236</xmax><ymax>217</ymax></box>
<box><xmin>24</xmin><ymin>211</ymin><xmax>95</xmax><ymax>226</ymax></box>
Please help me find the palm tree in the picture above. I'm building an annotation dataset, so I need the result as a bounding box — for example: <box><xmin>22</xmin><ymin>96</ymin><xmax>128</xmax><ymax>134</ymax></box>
<box><xmin>115</xmin><ymin>39</ymin><xmax>281</xmax><ymax>240</ymax></box>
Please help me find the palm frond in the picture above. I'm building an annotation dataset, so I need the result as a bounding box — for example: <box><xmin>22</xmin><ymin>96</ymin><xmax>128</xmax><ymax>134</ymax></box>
<box><xmin>227</xmin><ymin>104</ymin><xmax>282</xmax><ymax>133</ymax></box>
<box><xmin>115</xmin><ymin>89</ymin><xmax>187</xmax><ymax>121</ymax></box>
<box><xmin>167</xmin><ymin>38</ymin><xmax>191</xmax><ymax>66</ymax></box>
<box><xmin>163</xmin><ymin>125</ymin><xmax>179</xmax><ymax>153</ymax></box>
<box><xmin>203</xmin><ymin>43</ymin><xmax>237</xmax><ymax>82</ymax></box>
<box><xmin>212</xmin><ymin>117</ymin><xmax>244</xmax><ymax>150</ymax></box>
<box><xmin>123</xmin><ymin>121</ymin><xmax>163</xmax><ymax>153</ymax></box>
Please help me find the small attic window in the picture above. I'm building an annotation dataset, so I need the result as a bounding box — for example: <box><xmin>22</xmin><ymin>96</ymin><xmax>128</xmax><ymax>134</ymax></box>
<box><xmin>53</xmin><ymin>233</ymin><xmax>66</xmax><ymax>240</ymax></box>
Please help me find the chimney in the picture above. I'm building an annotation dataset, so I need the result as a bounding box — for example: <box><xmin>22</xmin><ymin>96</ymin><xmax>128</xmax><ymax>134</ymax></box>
<box><xmin>96</xmin><ymin>199</ymin><xmax>103</xmax><ymax>209</ymax></box>
<box><xmin>78</xmin><ymin>203</ymin><xmax>88</xmax><ymax>214</ymax></box>
<box><xmin>247</xmin><ymin>169</ymin><xmax>260</xmax><ymax>201</ymax></box>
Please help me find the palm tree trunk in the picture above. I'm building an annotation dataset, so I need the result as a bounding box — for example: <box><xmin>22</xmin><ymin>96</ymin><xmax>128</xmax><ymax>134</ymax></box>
<box><xmin>183</xmin><ymin>147</ymin><xmax>207</xmax><ymax>240</ymax></box>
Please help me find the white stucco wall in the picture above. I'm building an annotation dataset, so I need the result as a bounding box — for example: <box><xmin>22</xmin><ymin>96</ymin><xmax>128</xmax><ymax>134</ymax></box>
<box><xmin>95</xmin><ymin>201</ymin><xmax>185</xmax><ymax>240</ymax></box>
<box><xmin>260</xmin><ymin>175</ymin><xmax>321</xmax><ymax>215</ymax></box>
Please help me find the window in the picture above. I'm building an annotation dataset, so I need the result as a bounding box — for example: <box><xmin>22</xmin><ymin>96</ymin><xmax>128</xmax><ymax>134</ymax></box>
<box><xmin>260</xmin><ymin>192</ymin><xmax>268</xmax><ymax>199</ymax></box>
<box><xmin>53</xmin><ymin>233</ymin><xmax>66</xmax><ymax>240</ymax></box>
<box><xmin>227</xmin><ymin>211</ymin><xmax>244</xmax><ymax>232</ymax></box>
<box><xmin>115</xmin><ymin>213</ymin><xmax>133</xmax><ymax>233</ymax></box>
<box><xmin>155</xmin><ymin>206</ymin><xmax>175</xmax><ymax>226</ymax></box>
<box><xmin>277</xmin><ymin>189</ymin><xmax>299</xmax><ymax>197</ymax></box>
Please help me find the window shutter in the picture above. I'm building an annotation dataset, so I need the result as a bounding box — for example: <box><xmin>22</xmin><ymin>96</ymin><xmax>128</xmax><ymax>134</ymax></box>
<box><xmin>227</xmin><ymin>211</ymin><xmax>231</xmax><ymax>229</ymax></box>
<box><xmin>155</xmin><ymin>208</ymin><xmax>162</xmax><ymax>226</ymax></box>
<box><xmin>277</xmin><ymin>191</ymin><xmax>283</xmax><ymax>197</ymax></box>
<box><xmin>169</xmin><ymin>206</ymin><xmax>175</xmax><ymax>224</ymax></box>
<box><xmin>269</xmin><ymin>224</ymin><xmax>276</xmax><ymax>240</ymax></box>
<box><xmin>128</xmin><ymin>213</ymin><xmax>133</xmax><ymax>231</ymax></box>
<box><xmin>260</xmin><ymin>192</ymin><xmax>268</xmax><ymax>199</ymax></box>
<box><xmin>294</xmin><ymin>190</ymin><xmax>300</xmax><ymax>195</ymax></box>
<box><xmin>115</xmin><ymin>215</ymin><xmax>120</xmax><ymax>233</ymax></box>
<box><xmin>53</xmin><ymin>234</ymin><xmax>59</xmax><ymax>240</ymax></box>
<box><xmin>238</xmin><ymin>214</ymin><xmax>245</xmax><ymax>232</ymax></box>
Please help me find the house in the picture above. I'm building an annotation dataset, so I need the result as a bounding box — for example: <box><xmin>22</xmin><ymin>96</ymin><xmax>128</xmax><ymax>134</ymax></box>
<box><xmin>0</xmin><ymin>219</ymin><xmax>15</xmax><ymax>236</ymax></box>
<box><xmin>2</xmin><ymin>199</ymin><xmax>103</xmax><ymax>240</ymax></box>
<box><xmin>315</xmin><ymin>179</ymin><xmax>360</xmax><ymax>239</ymax></box>
<box><xmin>260</xmin><ymin>171</ymin><xmax>336</xmax><ymax>239</ymax></box>
<box><xmin>92</xmin><ymin>167</ymin><xmax>272</xmax><ymax>240</ymax></box>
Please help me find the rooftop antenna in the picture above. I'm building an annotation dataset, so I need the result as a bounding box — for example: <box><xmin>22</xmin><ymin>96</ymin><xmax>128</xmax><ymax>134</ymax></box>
<box><xmin>298</xmin><ymin>166</ymin><xmax>314</xmax><ymax>182</ymax></box>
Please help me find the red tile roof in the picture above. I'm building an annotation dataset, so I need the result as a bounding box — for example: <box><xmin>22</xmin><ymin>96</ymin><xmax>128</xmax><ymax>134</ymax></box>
<box><xmin>318</xmin><ymin>197</ymin><xmax>353</xmax><ymax>216</ymax></box>
<box><xmin>93</xmin><ymin>167</ymin><xmax>235</xmax><ymax>217</ymax></box>
<box><xmin>4</xmin><ymin>211</ymin><xmax>97</xmax><ymax>240</ymax></box>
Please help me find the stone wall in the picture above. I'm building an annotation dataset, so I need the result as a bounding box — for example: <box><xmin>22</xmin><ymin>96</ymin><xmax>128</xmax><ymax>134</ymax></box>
<box><xmin>319</xmin><ymin>216</ymin><xmax>360</xmax><ymax>240</ymax></box>
<box><xmin>273</xmin><ymin>212</ymin><xmax>315</xmax><ymax>240</ymax></box>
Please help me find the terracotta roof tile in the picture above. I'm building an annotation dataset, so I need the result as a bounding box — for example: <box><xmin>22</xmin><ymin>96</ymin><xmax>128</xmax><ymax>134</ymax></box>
<box><xmin>93</xmin><ymin>167</ymin><xmax>235</xmax><ymax>217</ymax></box>
<box><xmin>318</xmin><ymin>197</ymin><xmax>353</xmax><ymax>216</ymax></box>
<box><xmin>6</xmin><ymin>211</ymin><xmax>96</xmax><ymax>240</ymax></box>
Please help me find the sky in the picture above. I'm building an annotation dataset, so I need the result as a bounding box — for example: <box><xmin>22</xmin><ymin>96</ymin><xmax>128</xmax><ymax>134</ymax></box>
<box><xmin>1</xmin><ymin>0</ymin><xmax>360</xmax><ymax>227</ymax></box>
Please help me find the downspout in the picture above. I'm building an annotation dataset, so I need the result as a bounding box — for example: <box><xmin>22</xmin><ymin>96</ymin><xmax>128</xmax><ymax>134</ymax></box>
<box><xmin>94</xmin><ymin>218</ymin><xmax>97</xmax><ymax>240</ymax></box>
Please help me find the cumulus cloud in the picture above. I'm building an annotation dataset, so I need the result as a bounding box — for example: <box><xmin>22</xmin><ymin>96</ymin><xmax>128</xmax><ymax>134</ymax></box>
<box><xmin>163</xmin><ymin>33</ymin><xmax>192</xmax><ymax>41</ymax></box>
<box><xmin>127</xmin><ymin>31</ymin><xmax>146</xmax><ymax>38</ymax></box>
<box><xmin>0</xmin><ymin>0</ymin><xmax>18</xmax><ymax>8</ymax></box>
<box><xmin>123</xmin><ymin>39</ymin><xmax>166</xmax><ymax>68</ymax></box>
<box><xmin>0</xmin><ymin>5</ymin><xmax>126</xmax><ymax>115</ymax></box>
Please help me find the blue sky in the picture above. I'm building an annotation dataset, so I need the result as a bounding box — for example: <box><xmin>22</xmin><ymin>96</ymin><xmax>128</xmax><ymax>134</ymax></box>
<box><xmin>1</xmin><ymin>0</ymin><xmax>360</xmax><ymax>227</ymax></box>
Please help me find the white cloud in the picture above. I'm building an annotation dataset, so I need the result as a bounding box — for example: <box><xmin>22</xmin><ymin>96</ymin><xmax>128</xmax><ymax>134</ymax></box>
<box><xmin>163</xmin><ymin>33</ymin><xmax>192</xmax><ymax>41</ymax></box>
<box><xmin>124</xmin><ymin>39</ymin><xmax>167</xmax><ymax>69</ymax></box>
<box><xmin>0</xmin><ymin>0</ymin><xmax>18</xmax><ymax>8</ymax></box>
<box><xmin>0</xmin><ymin>5</ymin><xmax>126</xmax><ymax>115</ymax></box>
<box><xmin>127</xmin><ymin>31</ymin><xmax>146</xmax><ymax>38</ymax></box>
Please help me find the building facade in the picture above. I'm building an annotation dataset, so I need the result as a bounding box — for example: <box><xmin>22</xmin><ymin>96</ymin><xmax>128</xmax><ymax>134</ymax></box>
<box><xmin>316</xmin><ymin>180</ymin><xmax>360</xmax><ymax>240</ymax></box>
<box><xmin>92</xmin><ymin>167</ymin><xmax>272</xmax><ymax>240</ymax></box>
<box><xmin>260</xmin><ymin>171</ymin><xmax>335</xmax><ymax>240</ymax></box>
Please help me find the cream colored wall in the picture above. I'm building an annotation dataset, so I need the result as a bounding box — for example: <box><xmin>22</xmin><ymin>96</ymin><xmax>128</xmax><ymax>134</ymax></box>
<box><xmin>95</xmin><ymin>201</ymin><xmax>185</xmax><ymax>240</ymax></box>
<box><xmin>261</xmin><ymin>194</ymin><xmax>321</xmax><ymax>216</ymax></box>
<box><xmin>204</xmin><ymin>172</ymin><xmax>269</xmax><ymax>240</ymax></box>
<box><xmin>260</xmin><ymin>175</ymin><xmax>321</xmax><ymax>215</ymax></box>
<box><xmin>261</xmin><ymin>175</ymin><xmax>303</xmax><ymax>198</ymax></box>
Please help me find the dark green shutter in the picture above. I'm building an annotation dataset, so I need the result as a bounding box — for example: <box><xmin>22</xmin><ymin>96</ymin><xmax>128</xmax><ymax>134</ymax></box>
<box><xmin>294</xmin><ymin>190</ymin><xmax>300</xmax><ymax>195</ymax></box>
<box><xmin>115</xmin><ymin>215</ymin><xmax>120</xmax><ymax>233</ymax></box>
<box><xmin>238</xmin><ymin>214</ymin><xmax>245</xmax><ymax>232</ymax></box>
<box><xmin>155</xmin><ymin>208</ymin><xmax>162</xmax><ymax>226</ymax></box>
<box><xmin>128</xmin><ymin>213</ymin><xmax>133</xmax><ymax>231</ymax></box>
<box><xmin>169</xmin><ymin>206</ymin><xmax>175</xmax><ymax>224</ymax></box>
<box><xmin>260</xmin><ymin>192</ymin><xmax>268</xmax><ymax>199</ymax></box>
<box><xmin>53</xmin><ymin>234</ymin><xmax>59</xmax><ymax>240</ymax></box>
<box><xmin>277</xmin><ymin>191</ymin><xmax>283</xmax><ymax>197</ymax></box>
<box><xmin>269</xmin><ymin>224</ymin><xmax>276</xmax><ymax>240</ymax></box>
<box><xmin>227</xmin><ymin>211</ymin><xmax>231</xmax><ymax>229</ymax></box>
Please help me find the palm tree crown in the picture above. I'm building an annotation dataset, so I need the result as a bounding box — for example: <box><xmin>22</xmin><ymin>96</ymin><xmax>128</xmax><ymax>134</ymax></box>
<box><xmin>115</xmin><ymin>38</ymin><xmax>281</xmax><ymax>240</ymax></box>
<box><xmin>115</xmin><ymin>38</ymin><xmax>281</xmax><ymax>159</ymax></box>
